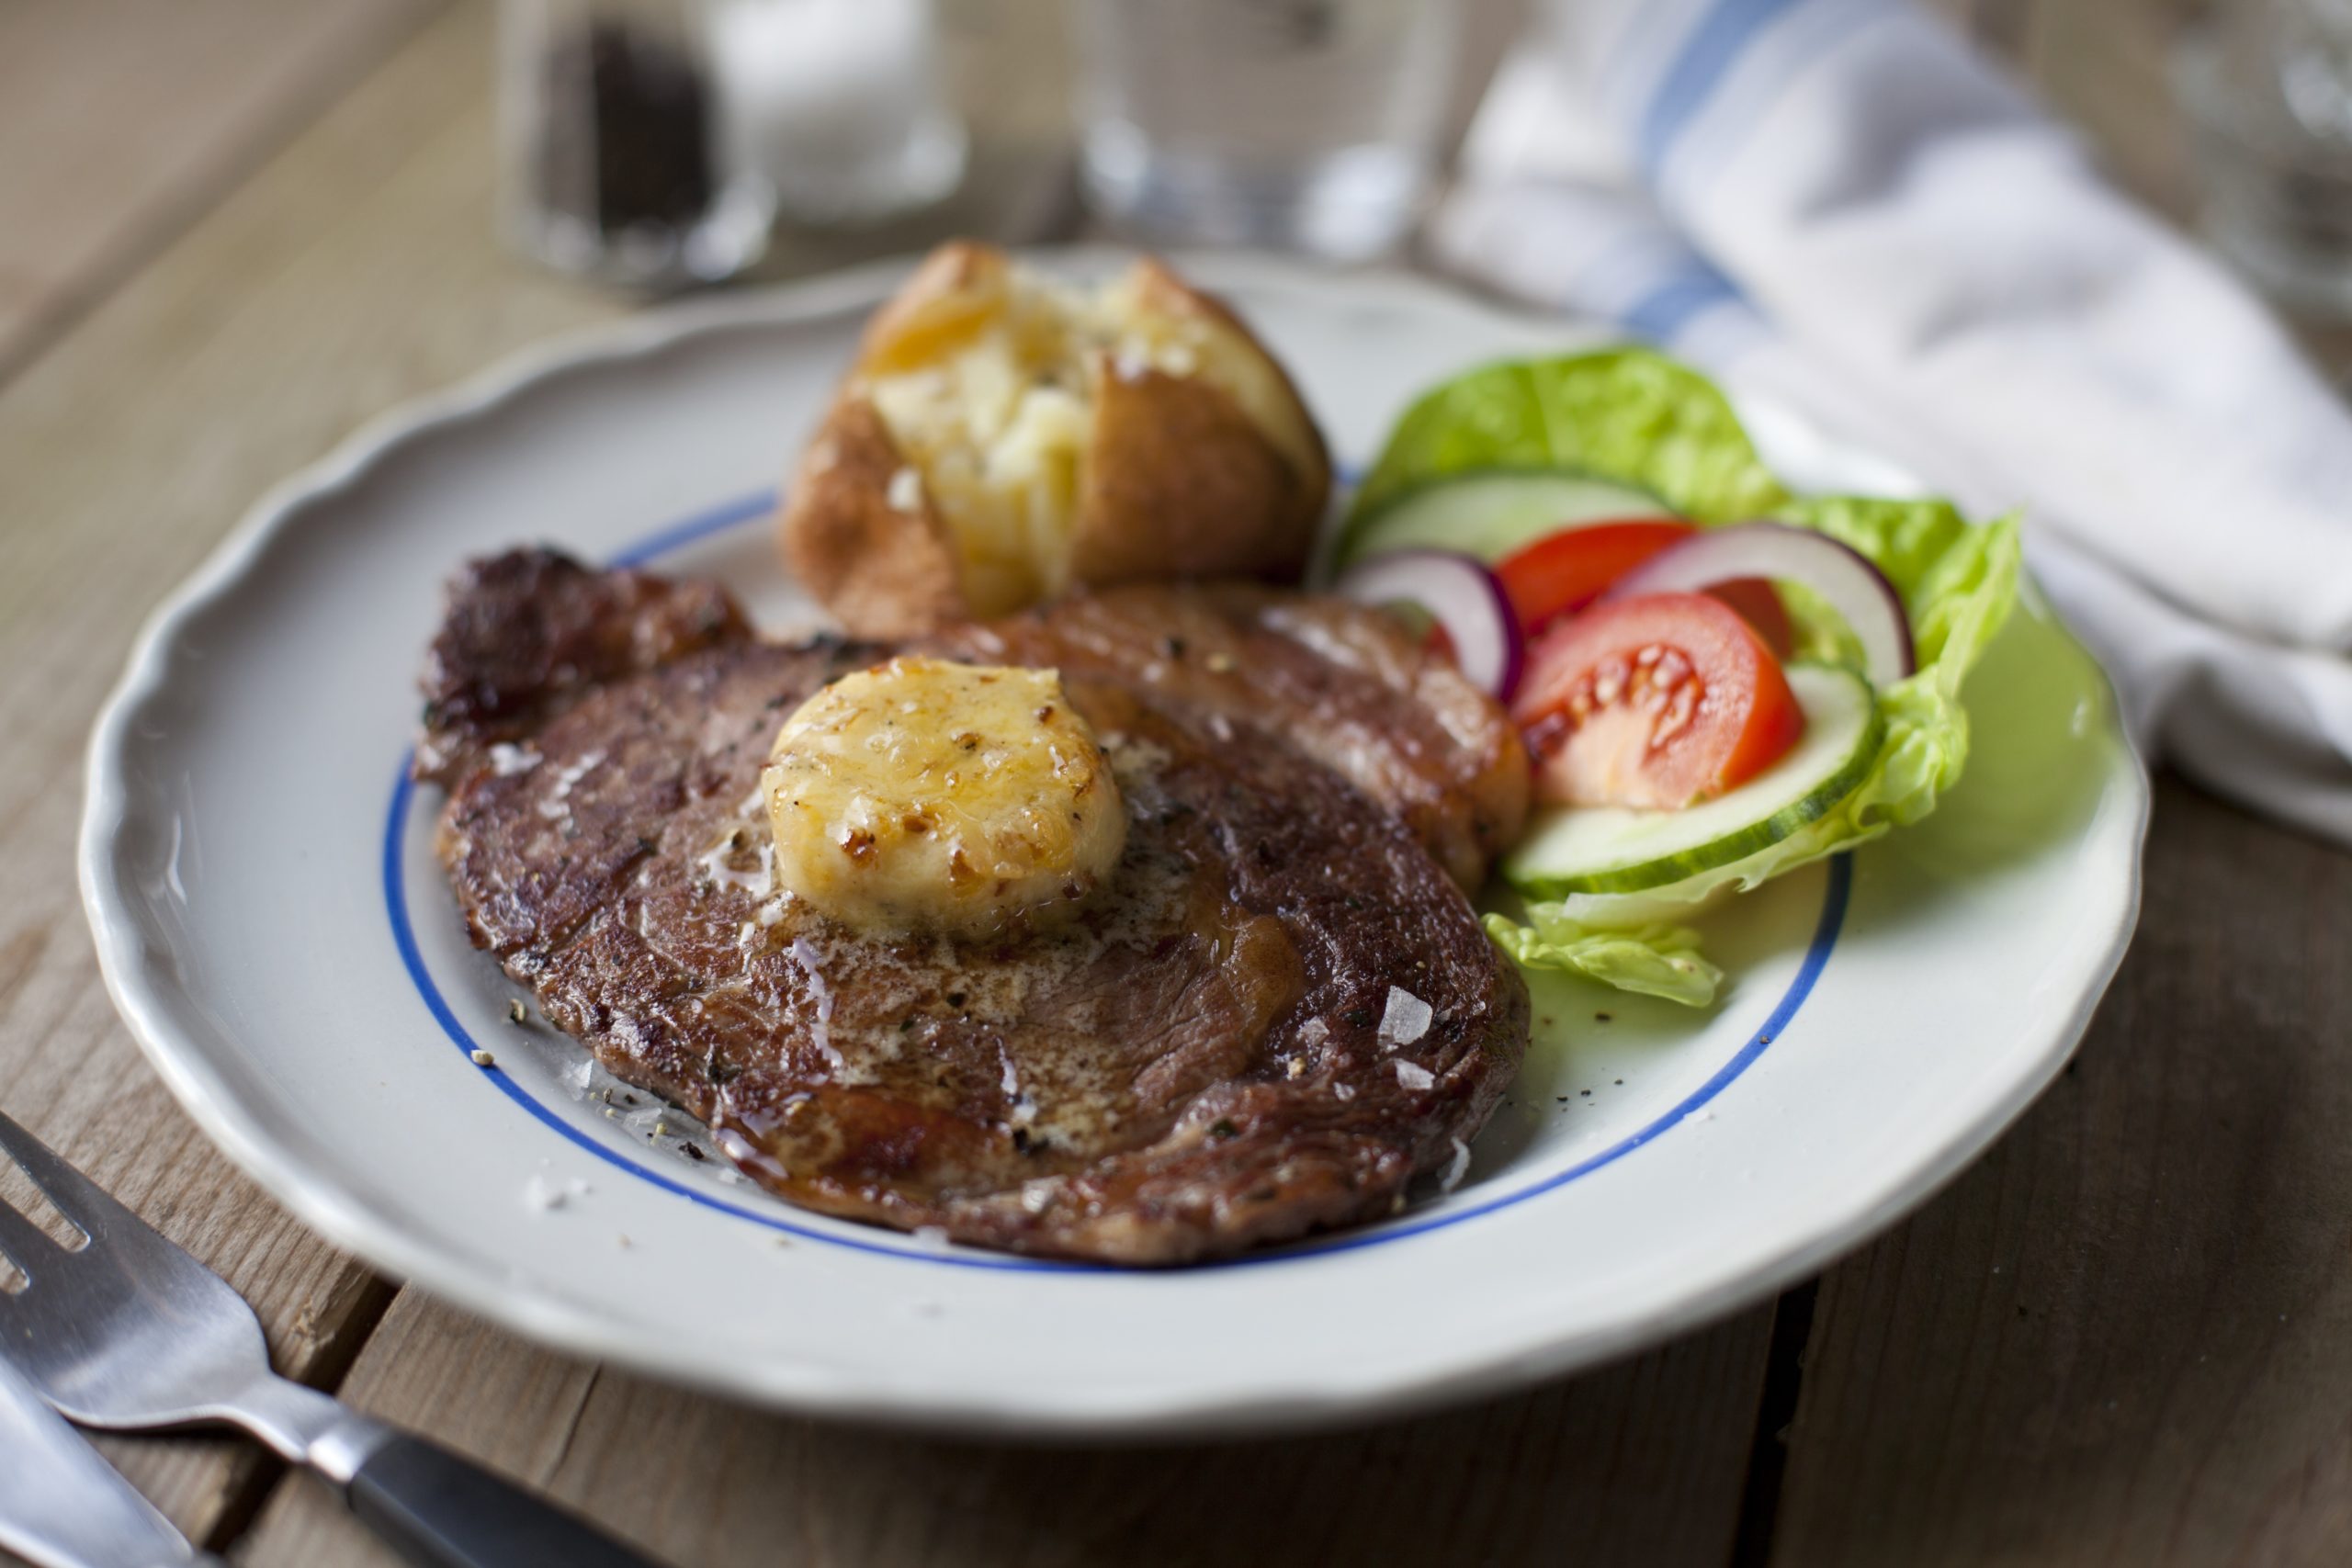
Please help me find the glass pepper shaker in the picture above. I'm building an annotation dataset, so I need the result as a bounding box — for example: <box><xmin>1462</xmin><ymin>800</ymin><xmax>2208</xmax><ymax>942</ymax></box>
<box><xmin>499</xmin><ymin>0</ymin><xmax>773</xmax><ymax>288</ymax></box>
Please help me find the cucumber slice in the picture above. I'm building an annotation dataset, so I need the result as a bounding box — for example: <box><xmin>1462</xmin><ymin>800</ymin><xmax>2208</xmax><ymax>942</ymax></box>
<box><xmin>1340</xmin><ymin>469</ymin><xmax>1676</xmax><ymax>568</ymax></box>
<box><xmin>1504</xmin><ymin>664</ymin><xmax>1883</xmax><ymax>897</ymax></box>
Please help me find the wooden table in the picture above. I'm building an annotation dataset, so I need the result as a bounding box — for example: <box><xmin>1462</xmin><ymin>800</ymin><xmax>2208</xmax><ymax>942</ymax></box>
<box><xmin>6</xmin><ymin>2</ymin><xmax>2350</xmax><ymax>1563</ymax></box>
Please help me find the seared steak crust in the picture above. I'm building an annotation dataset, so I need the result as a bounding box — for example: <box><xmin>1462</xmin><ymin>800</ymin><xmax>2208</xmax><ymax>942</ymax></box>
<box><xmin>421</xmin><ymin>549</ymin><xmax>1530</xmax><ymax>1264</ymax></box>
<box><xmin>415</xmin><ymin>547</ymin><xmax>749</xmax><ymax>788</ymax></box>
<box><xmin>939</xmin><ymin>583</ymin><xmax>1529</xmax><ymax>892</ymax></box>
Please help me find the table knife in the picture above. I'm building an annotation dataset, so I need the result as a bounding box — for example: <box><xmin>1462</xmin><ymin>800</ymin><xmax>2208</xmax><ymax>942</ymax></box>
<box><xmin>0</xmin><ymin>1356</ymin><xmax>219</xmax><ymax>1568</ymax></box>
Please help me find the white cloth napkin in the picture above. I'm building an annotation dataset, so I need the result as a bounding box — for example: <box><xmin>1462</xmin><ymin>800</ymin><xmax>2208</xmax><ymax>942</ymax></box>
<box><xmin>1431</xmin><ymin>0</ymin><xmax>2352</xmax><ymax>845</ymax></box>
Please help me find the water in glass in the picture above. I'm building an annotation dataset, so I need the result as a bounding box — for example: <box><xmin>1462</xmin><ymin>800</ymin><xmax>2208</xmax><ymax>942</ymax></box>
<box><xmin>2179</xmin><ymin>0</ymin><xmax>2352</xmax><ymax>317</ymax></box>
<box><xmin>1076</xmin><ymin>0</ymin><xmax>1459</xmax><ymax>260</ymax></box>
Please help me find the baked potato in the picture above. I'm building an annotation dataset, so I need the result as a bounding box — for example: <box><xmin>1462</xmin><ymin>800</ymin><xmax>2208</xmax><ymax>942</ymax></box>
<box><xmin>779</xmin><ymin>242</ymin><xmax>1331</xmax><ymax>637</ymax></box>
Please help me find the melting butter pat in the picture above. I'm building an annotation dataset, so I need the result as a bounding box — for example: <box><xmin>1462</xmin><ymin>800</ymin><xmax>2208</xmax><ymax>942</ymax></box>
<box><xmin>763</xmin><ymin>658</ymin><xmax>1126</xmax><ymax>937</ymax></box>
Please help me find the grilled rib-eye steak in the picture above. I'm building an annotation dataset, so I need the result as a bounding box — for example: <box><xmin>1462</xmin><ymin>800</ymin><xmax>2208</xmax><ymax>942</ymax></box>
<box><xmin>417</xmin><ymin>548</ymin><xmax>1532</xmax><ymax>1263</ymax></box>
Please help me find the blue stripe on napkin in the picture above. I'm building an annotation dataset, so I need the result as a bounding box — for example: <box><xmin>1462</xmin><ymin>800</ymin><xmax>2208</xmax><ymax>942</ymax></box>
<box><xmin>1620</xmin><ymin>264</ymin><xmax>1744</xmax><ymax>343</ymax></box>
<box><xmin>1637</xmin><ymin>0</ymin><xmax>1810</xmax><ymax>172</ymax></box>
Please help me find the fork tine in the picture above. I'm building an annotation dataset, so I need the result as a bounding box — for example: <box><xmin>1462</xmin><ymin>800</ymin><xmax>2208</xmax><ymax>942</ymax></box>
<box><xmin>0</xmin><ymin>1190</ymin><xmax>66</xmax><ymax>1274</ymax></box>
<box><xmin>0</xmin><ymin>1111</ymin><xmax>130</xmax><ymax>1247</ymax></box>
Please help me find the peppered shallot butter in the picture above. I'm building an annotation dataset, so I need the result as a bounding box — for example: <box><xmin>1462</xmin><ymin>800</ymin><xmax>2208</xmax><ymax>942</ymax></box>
<box><xmin>762</xmin><ymin>657</ymin><xmax>1126</xmax><ymax>937</ymax></box>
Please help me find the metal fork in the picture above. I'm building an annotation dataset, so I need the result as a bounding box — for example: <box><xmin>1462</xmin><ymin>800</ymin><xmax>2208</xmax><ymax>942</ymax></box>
<box><xmin>0</xmin><ymin>1111</ymin><xmax>661</xmax><ymax>1568</ymax></box>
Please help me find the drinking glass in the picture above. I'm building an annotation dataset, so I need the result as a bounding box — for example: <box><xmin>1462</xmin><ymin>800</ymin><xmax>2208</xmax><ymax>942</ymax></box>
<box><xmin>1074</xmin><ymin>0</ymin><xmax>1460</xmax><ymax>261</ymax></box>
<box><xmin>2178</xmin><ymin>0</ymin><xmax>2352</xmax><ymax>317</ymax></box>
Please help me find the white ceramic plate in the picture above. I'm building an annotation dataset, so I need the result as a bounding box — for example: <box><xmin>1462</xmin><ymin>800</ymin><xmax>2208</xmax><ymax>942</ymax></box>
<box><xmin>81</xmin><ymin>254</ymin><xmax>2146</xmax><ymax>1437</ymax></box>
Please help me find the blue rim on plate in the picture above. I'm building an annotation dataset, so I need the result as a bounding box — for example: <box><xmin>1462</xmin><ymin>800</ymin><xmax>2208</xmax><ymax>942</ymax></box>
<box><xmin>382</xmin><ymin>489</ymin><xmax>1852</xmax><ymax>1272</ymax></box>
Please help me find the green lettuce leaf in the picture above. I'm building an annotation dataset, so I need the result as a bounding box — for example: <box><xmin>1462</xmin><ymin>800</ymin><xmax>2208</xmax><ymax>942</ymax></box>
<box><xmin>1481</xmin><ymin>912</ymin><xmax>1725</xmax><ymax>1008</ymax></box>
<box><xmin>1345</xmin><ymin>348</ymin><xmax>1791</xmax><ymax>533</ymax></box>
<box><xmin>1374</xmin><ymin>354</ymin><xmax>2026</xmax><ymax>1003</ymax></box>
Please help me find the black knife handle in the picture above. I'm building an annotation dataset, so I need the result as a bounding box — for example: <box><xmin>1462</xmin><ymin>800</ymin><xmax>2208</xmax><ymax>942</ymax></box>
<box><xmin>346</xmin><ymin>1434</ymin><xmax>662</xmax><ymax>1568</ymax></box>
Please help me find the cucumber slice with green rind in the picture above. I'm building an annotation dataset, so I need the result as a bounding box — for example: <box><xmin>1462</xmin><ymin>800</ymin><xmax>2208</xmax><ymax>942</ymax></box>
<box><xmin>1504</xmin><ymin>664</ymin><xmax>1883</xmax><ymax>897</ymax></box>
<box><xmin>1337</xmin><ymin>468</ymin><xmax>1676</xmax><ymax>569</ymax></box>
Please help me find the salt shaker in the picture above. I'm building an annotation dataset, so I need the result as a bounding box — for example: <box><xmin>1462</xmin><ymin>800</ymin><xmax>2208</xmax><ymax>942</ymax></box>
<box><xmin>499</xmin><ymin>0</ymin><xmax>773</xmax><ymax>287</ymax></box>
<box><xmin>703</xmin><ymin>0</ymin><xmax>967</xmax><ymax>226</ymax></box>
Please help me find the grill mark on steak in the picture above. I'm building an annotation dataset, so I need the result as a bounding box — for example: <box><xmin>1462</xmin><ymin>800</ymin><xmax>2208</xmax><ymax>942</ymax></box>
<box><xmin>421</xmin><ymin>548</ymin><xmax>1531</xmax><ymax>1264</ymax></box>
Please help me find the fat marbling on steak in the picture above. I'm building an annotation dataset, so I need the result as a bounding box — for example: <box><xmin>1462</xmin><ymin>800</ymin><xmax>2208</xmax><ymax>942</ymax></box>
<box><xmin>417</xmin><ymin>548</ymin><xmax>1531</xmax><ymax>1264</ymax></box>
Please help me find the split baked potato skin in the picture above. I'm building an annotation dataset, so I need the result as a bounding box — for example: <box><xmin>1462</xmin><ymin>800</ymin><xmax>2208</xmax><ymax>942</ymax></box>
<box><xmin>784</xmin><ymin>396</ymin><xmax>967</xmax><ymax>640</ymax></box>
<box><xmin>778</xmin><ymin>242</ymin><xmax>1332</xmax><ymax>637</ymax></box>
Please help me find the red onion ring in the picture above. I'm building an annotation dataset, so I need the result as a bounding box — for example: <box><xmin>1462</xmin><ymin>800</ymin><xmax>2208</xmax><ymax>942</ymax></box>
<box><xmin>1333</xmin><ymin>549</ymin><xmax>1526</xmax><ymax>700</ymax></box>
<box><xmin>1606</xmin><ymin>522</ymin><xmax>1914</xmax><ymax>685</ymax></box>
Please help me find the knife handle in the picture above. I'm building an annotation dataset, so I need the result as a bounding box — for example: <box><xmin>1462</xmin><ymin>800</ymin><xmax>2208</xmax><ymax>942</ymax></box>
<box><xmin>345</xmin><ymin>1434</ymin><xmax>661</xmax><ymax>1568</ymax></box>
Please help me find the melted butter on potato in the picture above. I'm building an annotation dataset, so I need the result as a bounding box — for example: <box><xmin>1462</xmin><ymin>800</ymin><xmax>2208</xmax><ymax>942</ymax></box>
<box><xmin>763</xmin><ymin>658</ymin><xmax>1126</xmax><ymax>938</ymax></box>
<box><xmin>859</xmin><ymin>260</ymin><xmax>1317</xmax><ymax>617</ymax></box>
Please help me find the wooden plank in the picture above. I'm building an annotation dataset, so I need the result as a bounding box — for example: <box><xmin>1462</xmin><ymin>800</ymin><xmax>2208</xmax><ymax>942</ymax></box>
<box><xmin>1924</xmin><ymin>0</ymin><xmax>2196</xmax><ymax>214</ymax></box>
<box><xmin>1766</xmin><ymin>779</ymin><xmax>2352</xmax><ymax>1566</ymax></box>
<box><xmin>1770</xmin><ymin>14</ymin><xmax>2352</xmax><ymax>1553</ymax></box>
<box><xmin>0</xmin><ymin>0</ymin><xmax>446</xmax><ymax>383</ymax></box>
<box><xmin>239</xmin><ymin>1289</ymin><xmax>1781</xmax><ymax>1568</ymax></box>
<box><xmin>2013</xmin><ymin>0</ymin><xmax>2201</xmax><ymax>219</ymax></box>
<box><xmin>0</xmin><ymin>4</ymin><xmax>624</xmax><ymax>1555</ymax></box>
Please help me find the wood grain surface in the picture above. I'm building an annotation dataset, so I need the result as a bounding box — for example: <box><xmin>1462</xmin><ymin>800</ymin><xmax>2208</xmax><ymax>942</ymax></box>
<box><xmin>5</xmin><ymin>1</ymin><xmax>2350</xmax><ymax>1565</ymax></box>
<box><xmin>1772</xmin><ymin>781</ymin><xmax>2352</xmax><ymax>1567</ymax></box>
<box><xmin>239</xmin><ymin>1290</ymin><xmax>1781</xmax><ymax>1568</ymax></box>
<box><xmin>0</xmin><ymin>1</ymin><xmax>611</xmax><ymax>1551</ymax></box>
<box><xmin>0</xmin><ymin>0</ymin><xmax>446</xmax><ymax>382</ymax></box>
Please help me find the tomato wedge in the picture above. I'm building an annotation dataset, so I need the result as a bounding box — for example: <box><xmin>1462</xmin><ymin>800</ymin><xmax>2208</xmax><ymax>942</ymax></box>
<box><xmin>1512</xmin><ymin>592</ymin><xmax>1804</xmax><ymax>809</ymax></box>
<box><xmin>1498</xmin><ymin>521</ymin><xmax>1792</xmax><ymax>655</ymax></box>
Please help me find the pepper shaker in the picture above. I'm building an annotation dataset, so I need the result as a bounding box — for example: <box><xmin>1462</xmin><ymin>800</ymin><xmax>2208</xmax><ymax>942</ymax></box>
<box><xmin>499</xmin><ymin>0</ymin><xmax>772</xmax><ymax>287</ymax></box>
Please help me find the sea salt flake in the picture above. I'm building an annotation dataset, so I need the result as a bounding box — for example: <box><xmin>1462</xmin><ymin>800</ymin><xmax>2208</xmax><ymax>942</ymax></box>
<box><xmin>1394</xmin><ymin>1060</ymin><xmax>1435</xmax><ymax>1092</ymax></box>
<box><xmin>489</xmin><ymin>742</ymin><xmax>541</xmax><ymax>776</ymax></box>
<box><xmin>886</xmin><ymin>465</ymin><xmax>924</xmax><ymax>513</ymax></box>
<box><xmin>1296</xmin><ymin>1017</ymin><xmax>1329</xmax><ymax>1048</ymax></box>
<box><xmin>536</xmin><ymin>749</ymin><xmax>605</xmax><ymax>820</ymax></box>
<box><xmin>1377</xmin><ymin>987</ymin><xmax>1431</xmax><ymax>1050</ymax></box>
<box><xmin>522</xmin><ymin>1175</ymin><xmax>592</xmax><ymax>1213</ymax></box>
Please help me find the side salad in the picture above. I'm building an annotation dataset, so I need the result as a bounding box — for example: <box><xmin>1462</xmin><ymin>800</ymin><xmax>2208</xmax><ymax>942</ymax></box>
<box><xmin>1331</xmin><ymin>349</ymin><xmax>2021</xmax><ymax>1006</ymax></box>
